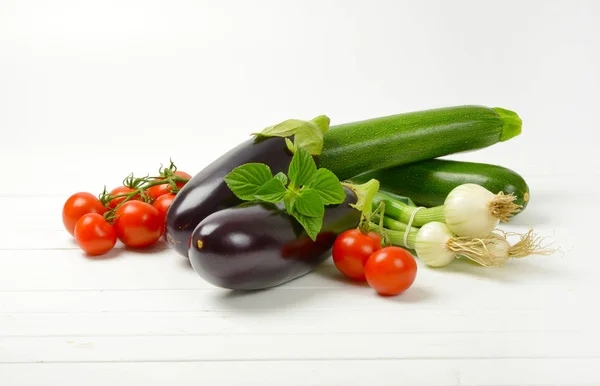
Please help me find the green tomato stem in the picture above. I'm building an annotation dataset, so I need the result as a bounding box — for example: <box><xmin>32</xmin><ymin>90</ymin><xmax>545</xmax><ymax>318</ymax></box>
<box><xmin>101</xmin><ymin>175</ymin><xmax>190</xmax><ymax>216</ymax></box>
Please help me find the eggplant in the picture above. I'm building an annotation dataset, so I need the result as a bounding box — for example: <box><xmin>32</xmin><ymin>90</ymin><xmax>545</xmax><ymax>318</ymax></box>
<box><xmin>188</xmin><ymin>187</ymin><xmax>360</xmax><ymax>290</ymax></box>
<box><xmin>165</xmin><ymin>137</ymin><xmax>292</xmax><ymax>258</ymax></box>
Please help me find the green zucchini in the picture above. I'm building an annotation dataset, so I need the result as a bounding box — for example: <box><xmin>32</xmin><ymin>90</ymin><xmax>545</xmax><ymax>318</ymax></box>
<box><xmin>319</xmin><ymin>105</ymin><xmax>521</xmax><ymax>180</ymax></box>
<box><xmin>350</xmin><ymin>158</ymin><xmax>530</xmax><ymax>211</ymax></box>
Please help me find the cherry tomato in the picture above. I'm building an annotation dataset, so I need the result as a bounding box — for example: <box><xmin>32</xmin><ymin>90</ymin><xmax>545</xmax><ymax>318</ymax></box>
<box><xmin>74</xmin><ymin>213</ymin><xmax>117</xmax><ymax>256</ymax></box>
<box><xmin>114</xmin><ymin>201</ymin><xmax>162</xmax><ymax>248</ymax></box>
<box><xmin>173</xmin><ymin>171</ymin><xmax>192</xmax><ymax>189</ymax></box>
<box><xmin>153</xmin><ymin>193</ymin><xmax>176</xmax><ymax>233</ymax></box>
<box><xmin>62</xmin><ymin>192</ymin><xmax>107</xmax><ymax>236</ymax></box>
<box><xmin>332</xmin><ymin>229</ymin><xmax>382</xmax><ymax>281</ymax></box>
<box><xmin>107</xmin><ymin>186</ymin><xmax>143</xmax><ymax>209</ymax></box>
<box><xmin>365</xmin><ymin>246</ymin><xmax>417</xmax><ymax>296</ymax></box>
<box><xmin>147</xmin><ymin>183</ymin><xmax>172</xmax><ymax>200</ymax></box>
<box><xmin>147</xmin><ymin>171</ymin><xmax>191</xmax><ymax>200</ymax></box>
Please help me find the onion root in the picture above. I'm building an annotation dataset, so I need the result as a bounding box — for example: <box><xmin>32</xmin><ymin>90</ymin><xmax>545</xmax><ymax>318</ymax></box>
<box><xmin>489</xmin><ymin>191</ymin><xmax>522</xmax><ymax>222</ymax></box>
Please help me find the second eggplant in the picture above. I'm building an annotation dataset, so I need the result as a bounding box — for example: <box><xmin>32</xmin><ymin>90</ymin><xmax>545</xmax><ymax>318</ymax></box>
<box><xmin>165</xmin><ymin>137</ymin><xmax>292</xmax><ymax>258</ymax></box>
<box><xmin>188</xmin><ymin>187</ymin><xmax>360</xmax><ymax>290</ymax></box>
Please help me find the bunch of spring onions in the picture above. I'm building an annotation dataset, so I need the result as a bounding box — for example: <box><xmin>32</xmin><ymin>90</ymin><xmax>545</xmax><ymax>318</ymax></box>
<box><xmin>368</xmin><ymin>183</ymin><xmax>554</xmax><ymax>268</ymax></box>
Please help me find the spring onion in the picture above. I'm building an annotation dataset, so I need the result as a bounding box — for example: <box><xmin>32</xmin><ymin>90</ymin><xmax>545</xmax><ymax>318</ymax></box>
<box><xmin>375</xmin><ymin>220</ymin><xmax>553</xmax><ymax>268</ymax></box>
<box><xmin>373</xmin><ymin>183</ymin><xmax>522</xmax><ymax>238</ymax></box>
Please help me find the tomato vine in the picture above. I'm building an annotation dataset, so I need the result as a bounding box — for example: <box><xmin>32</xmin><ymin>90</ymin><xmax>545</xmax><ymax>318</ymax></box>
<box><xmin>98</xmin><ymin>160</ymin><xmax>191</xmax><ymax>223</ymax></box>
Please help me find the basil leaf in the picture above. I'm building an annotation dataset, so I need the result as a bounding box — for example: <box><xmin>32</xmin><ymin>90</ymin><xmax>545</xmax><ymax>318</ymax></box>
<box><xmin>288</xmin><ymin>146</ymin><xmax>317</xmax><ymax>187</ymax></box>
<box><xmin>291</xmin><ymin>210</ymin><xmax>323</xmax><ymax>241</ymax></box>
<box><xmin>254</xmin><ymin>177</ymin><xmax>287</xmax><ymax>203</ymax></box>
<box><xmin>294</xmin><ymin>189</ymin><xmax>324</xmax><ymax>218</ymax></box>
<box><xmin>223</xmin><ymin>163</ymin><xmax>272</xmax><ymax>201</ymax></box>
<box><xmin>274</xmin><ymin>172</ymin><xmax>288</xmax><ymax>185</ymax></box>
<box><xmin>309</xmin><ymin>168</ymin><xmax>346</xmax><ymax>205</ymax></box>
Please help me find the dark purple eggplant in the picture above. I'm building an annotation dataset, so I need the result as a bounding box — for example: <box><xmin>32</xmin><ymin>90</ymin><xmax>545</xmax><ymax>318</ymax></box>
<box><xmin>165</xmin><ymin>137</ymin><xmax>292</xmax><ymax>258</ymax></box>
<box><xmin>188</xmin><ymin>187</ymin><xmax>360</xmax><ymax>290</ymax></box>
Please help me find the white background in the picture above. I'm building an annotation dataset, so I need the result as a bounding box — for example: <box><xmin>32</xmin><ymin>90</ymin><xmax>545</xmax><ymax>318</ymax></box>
<box><xmin>1</xmin><ymin>1</ymin><xmax>599</xmax><ymax>385</ymax></box>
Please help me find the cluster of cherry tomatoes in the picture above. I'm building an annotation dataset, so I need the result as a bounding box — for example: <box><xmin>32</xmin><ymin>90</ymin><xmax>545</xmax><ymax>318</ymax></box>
<box><xmin>332</xmin><ymin>229</ymin><xmax>417</xmax><ymax>296</ymax></box>
<box><xmin>61</xmin><ymin>162</ymin><xmax>417</xmax><ymax>296</ymax></box>
<box><xmin>61</xmin><ymin>167</ymin><xmax>192</xmax><ymax>256</ymax></box>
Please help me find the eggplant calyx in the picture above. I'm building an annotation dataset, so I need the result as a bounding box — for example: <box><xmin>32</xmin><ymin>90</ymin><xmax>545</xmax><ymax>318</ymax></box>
<box><xmin>342</xmin><ymin>178</ymin><xmax>382</xmax><ymax>225</ymax></box>
<box><xmin>251</xmin><ymin>115</ymin><xmax>330</xmax><ymax>156</ymax></box>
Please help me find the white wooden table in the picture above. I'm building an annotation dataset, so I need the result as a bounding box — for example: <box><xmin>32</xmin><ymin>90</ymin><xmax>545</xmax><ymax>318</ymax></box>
<box><xmin>1</xmin><ymin>1</ymin><xmax>599</xmax><ymax>384</ymax></box>
<box><xmin>1</xmin><ymin>149</ymin><xmax>597</xmax><ymax>385</ymax></box>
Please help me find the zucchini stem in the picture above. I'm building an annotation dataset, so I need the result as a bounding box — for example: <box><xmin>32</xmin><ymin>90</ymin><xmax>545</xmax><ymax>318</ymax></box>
<box><xmin>493</xmin><ymin>107</ymin><xmax>522</xmax><ymax>141</ymax></box>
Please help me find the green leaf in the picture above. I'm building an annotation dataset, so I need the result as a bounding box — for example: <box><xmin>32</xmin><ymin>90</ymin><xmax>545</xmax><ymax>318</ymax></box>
<box><xmin>251</xmin><ymin>119</ymin><xmax>310</xmax><ymax>138</ymax></box>
<box><xmin>223</xmin><ymin>163</ymin><xmax>273</xmax><ymax>201</ymax></box>
<box><xmin>294</xmin><ymin>189</ymin><xmax>324</xmax><ymax>218</ymax></box>
<box><xmin>311</xmin><ymin>115</ymin><xmax>330</xmax><ymax>135</ymax></box>
<box><xmin>309</xmin><ymin>168</ymin><xmax>346</xmax><ymax>205</ymax></box>
<box><xmin>288</xmin><ymin>147</ymin><xmax>317</xmax><ymax>187</ymax></box>
<box><xmin>274</xmin><ymin>172</ymin><xmax>288</xmax><ymax>185</ymax></box>
<box><xmin>294</xmin><ymin>131</ymin><xmax>322</xmax><ymax>155</ymax></box>
<box><xmin>291</xmin><ymin>210</ymin><xmax>323</xmax><ymax>241</ymax></box>
<box><xmin>295</xmin><ymin>115</ymin><xmax>330</xmax><ymax>155</ymax></box>
<box><xmin>251</xmin><ymin>116</ymin><xmax>330</xmax><ymax>156</ymax></box>
<box><xmin>254</xmin><ymin>177</ymin><xmax>287</xmax><ymax>203</ymax></box>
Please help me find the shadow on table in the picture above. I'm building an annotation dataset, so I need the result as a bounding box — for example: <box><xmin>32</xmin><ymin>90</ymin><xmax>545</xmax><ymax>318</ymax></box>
<box><xmin>82</xmin><ymin>248</ymin><xmax>122</xmax><ymax>260</ymax></box>
<box><xmin>211</xmin><ymin>285</ymin><xmax>325</xmax><ymax>314</ymax></box>
<box><xmin>312</xmin><ymin>262</ymin><xmax>370</xmax><ymax>288</ymax></box>
<box><xmin>313</xmin><ymin>260</ymin><xmax>435</xmax><ymax>302</ymax></box>
<box><xmin>82</xmin><ymin>240</ymin><xmax>172</xmax><ymax>260</ymax></box>
<box><xmin>426</xmin><ymin>254</ymin><xmax>564</xmax><ymax>283</ymax></box>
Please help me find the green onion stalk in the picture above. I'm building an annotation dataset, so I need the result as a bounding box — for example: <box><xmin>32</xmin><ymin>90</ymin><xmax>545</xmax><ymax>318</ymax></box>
<box><xmin>345</xmin><ymin>182</ymin><xmax>554</xmax><ymax>269</ymax></box>
<box><xmin>372</xmin><ymin>184</ymin><xmax>522</xmax><ymax>239</ymax></box>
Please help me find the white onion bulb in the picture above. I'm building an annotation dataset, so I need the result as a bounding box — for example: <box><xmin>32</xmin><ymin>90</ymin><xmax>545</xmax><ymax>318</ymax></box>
<box><xmin>414</xmin><ymin>222</ymin><xmax>456</xmax><ymax>267</ymax></box>
<box><xmin>443</xmin><ymin>183</ymin><xmax>499</xmax><ymax>238</ymax></box>
<box><xmin>485</xmin><ymin>237</ymin><xmax>511</xmax><ymax>261</ymax></box>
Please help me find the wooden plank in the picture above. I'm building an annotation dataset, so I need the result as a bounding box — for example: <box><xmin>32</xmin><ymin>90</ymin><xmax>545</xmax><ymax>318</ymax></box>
<box><xmin>2</xmin><ymin>359</ymin><xmax>598</xmax><ymax>386</ymax></box>
<box><xmin>0</xmin><ymin>308</ymin><xmax>588</xmax><ymax>337</ymax></box>
<box><xmin>0</xmin><ymin>277</ymin><xmax>591</xmax><ymax>313</ymax></box>
<box><xmin>0</xmin><ymin>238</ymin><xmax>583</xmax><ymax>292</ymax></box>
<box><xmin>1</xmin><ymin>331</ymin><xmax>599</xmax><ymax>363</ymax></box>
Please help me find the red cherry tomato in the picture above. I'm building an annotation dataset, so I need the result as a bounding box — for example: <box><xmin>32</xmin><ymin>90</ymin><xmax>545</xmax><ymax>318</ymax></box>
<box><xmin>173</xmin><ymin>171</ymin><xmax>192</xmax><ymax>189</ymax></box>
<box><xmin>114</xmin><ymin>201</ymin><xmax>162</xmax><ymax>248</ymax></box>
<box><xmin>147</xmin><ymin>171</ymin><xmax>191</xmax><ymax>199</ymax></box>
<box><xmin>332</xmin><ymin>229</ymin><xmax>382</xmax><ymax>281</ymax></box>
<box><xmin>365</xmin><ymin>247</ymin><xmax>417</xmax><ymax>296</ymax></box>
<box><xmin>62</xmin><ymin>192</ymin><xmax>107</xmax><ymax>236</ymax></box>
<box><xmin>153</xmin><ymin>193</ymin><xmax>176</xmax><ymax>232</ymax></box>
<box><xmin>107</xmin><ymin>186</ymin><xmax>143</xmax><ymax>209</ymax></box>
<box><xmin>74</xmin><ymin>213</ymin><xmax>117</xmax><ymax>256</ymax></box>
<box><xmin>147</xmin><ymin>183</ymin><xmax>172</xmax><ymax>200</ymax></box>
